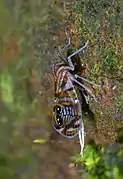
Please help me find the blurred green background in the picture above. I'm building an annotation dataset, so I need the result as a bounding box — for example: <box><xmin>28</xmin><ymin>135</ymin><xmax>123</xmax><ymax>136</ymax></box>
<box><xmin>0</xmin><ymin>0</ymin><xmax>123</xmax><ymax>179</ymax></box>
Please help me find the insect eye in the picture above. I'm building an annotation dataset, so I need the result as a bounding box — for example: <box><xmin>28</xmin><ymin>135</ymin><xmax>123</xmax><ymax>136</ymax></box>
<box><xmin>56</xmin><ymin>115</ymin><xmax>63</xmax><ymax>127</ymax></box>
<box><xmin>53</xmin><ymin>105</ymin><xmax>62</xmax><ymax>114</ymax></box>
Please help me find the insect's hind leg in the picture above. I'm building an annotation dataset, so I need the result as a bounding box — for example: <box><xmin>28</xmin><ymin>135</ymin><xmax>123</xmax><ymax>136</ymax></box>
<box><xmin>67</xmin><ymin>40</ymin><xmax>89</xmax><ymax>71</ymax></box>
<box><xmin>75</xmin><ymin>75</ymin><xmax>100</xmax><ymax>87</ymax></box>
<box><xmin>70</xmin><ymin>76</ymin><xmax>97</xmax><ymax>102</ymax></box>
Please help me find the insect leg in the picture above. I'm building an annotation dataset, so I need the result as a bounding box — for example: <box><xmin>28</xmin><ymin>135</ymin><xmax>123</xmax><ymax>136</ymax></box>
<box><xmin>67</xmin><ymin>40</ymin><xmax>89</xmax><ymax>71</ymax></box>
<box><xmin>56</xmin><ymin>28</ymin><xmax>71</xmax><ymax>62</ymax></box>
<box><xmin>82</xmin><ymin>90</ymin><xmax>89</xmax><ymax>104</ymax></box>
<box><xmin>75</xmin><ymin>75</ymin><xmax>100</xmax><ymax>87</ymax></box>
<box><xmin>70</xmin><ymin>76</ymin><xmax>97</xmax><ymax>102</ymax></box>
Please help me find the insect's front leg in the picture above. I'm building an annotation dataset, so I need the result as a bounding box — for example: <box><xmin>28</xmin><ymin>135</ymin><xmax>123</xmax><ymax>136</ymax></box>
<box><xmin>56</xmin><ymin>28</ymin><xmax>71</xmax><ymax>62</ymax></box>
<box><xmin>52</xmin><ymin>62</ymin><xmax>65</xmax><ymax>79</ymax></box>
<box><xmin>67</xmin><ymin>40</ymin><xmax>89</xmax><ymax>71</ymax></box>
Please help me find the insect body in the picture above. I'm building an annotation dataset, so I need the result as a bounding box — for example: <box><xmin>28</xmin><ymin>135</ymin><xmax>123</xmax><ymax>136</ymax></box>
<box><xmin>52</xmin><ymin>37</ymin><xmax>99</xmax><ymax>155</ymax></box>
<box><xmin>52</xmin><ymin>63</ymin><xmax>82</xmax><ymax>138</ymax></box>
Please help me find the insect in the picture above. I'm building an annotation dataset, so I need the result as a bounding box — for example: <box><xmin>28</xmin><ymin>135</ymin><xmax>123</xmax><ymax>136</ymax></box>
<box><xmin>52</xmin><ymin>32</ymin><xmax>100</xmax><ymax>155</ymax></box>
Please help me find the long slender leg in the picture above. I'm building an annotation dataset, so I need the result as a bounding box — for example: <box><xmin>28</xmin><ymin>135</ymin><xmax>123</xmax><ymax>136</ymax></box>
<box><xmin>82</xmin><ymin>90</ymin><xmax>89</xmax><ymax>104</ymax></box>
<box><xmin>56</xmin><ymin>28</ymin><xmax>71</xmax><ymax>61</ymax></box>
<box><xmin>70</xmin><ymin>76</ymin><xmax>97</xmax><ymax>102</ymax></box>
<box><xmin>52</xmin><ymin>62</ymin><xmax>64</xmax><ymax>78</ymax></box>
<box><xmin>75</xmin><ymin>74</ymin><xmax>100</xmax><ymax>87</ymax></box>
<box><xmin>67</xmin><ymin>40</ymin><xmax>89</xmax><ymax>71</ymax></box>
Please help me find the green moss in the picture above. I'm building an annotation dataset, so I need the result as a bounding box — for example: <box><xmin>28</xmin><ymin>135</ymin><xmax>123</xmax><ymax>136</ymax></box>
<box><xmin>71</xmin><ymin>143</ymin><xmax>123</xmax><ymax>178</ymax></box>
<box><xmin>75</xmin><ymin>0</ymin><xmax>122</xmax><ymax>79</ymax></box>
<box><xmin>1</xmin><ymin>70</ymin><xmax>14</xmax><ymax>106</ymax></box>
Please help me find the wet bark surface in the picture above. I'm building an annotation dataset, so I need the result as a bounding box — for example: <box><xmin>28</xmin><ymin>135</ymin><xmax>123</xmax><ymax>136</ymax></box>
<box><xmin>0</xmin><ymin>0</ymin><xmax>123</xmax><ymax>179</ymax></box>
